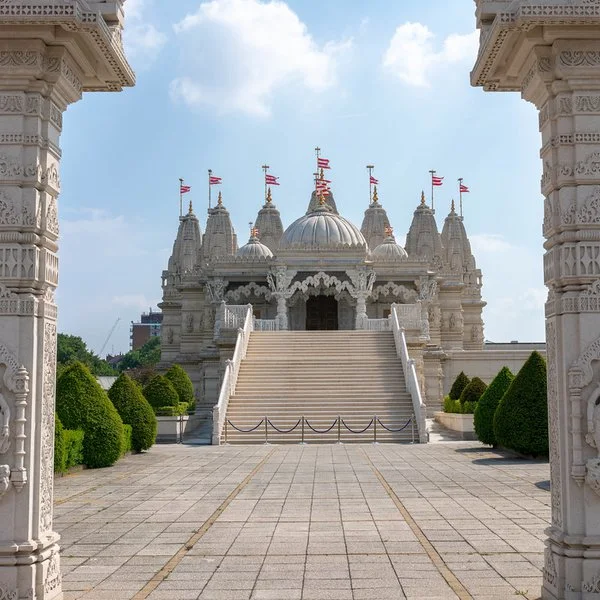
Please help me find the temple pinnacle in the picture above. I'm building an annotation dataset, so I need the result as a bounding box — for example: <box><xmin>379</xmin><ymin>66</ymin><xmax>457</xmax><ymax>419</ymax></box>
<box><xmin>372</xmin><ymin>186</ymin><xmax>379</xmax><ymax>204</ymax></box>
<box><xmin>420</xmin><ymin>191</ymin><xmax>426</xmax><ymax>206</ymax></box>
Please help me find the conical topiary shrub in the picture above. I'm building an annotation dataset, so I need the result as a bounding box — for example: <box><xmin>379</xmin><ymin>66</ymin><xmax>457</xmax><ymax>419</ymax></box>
<box><xmin>449</xmin><ymin>371</ymin><xmax>470</xmax><ymax>400</ymax></box>
<box><xmin>474</xmin><ymin>367</ymin><xmax>514</xmax><ymax>446</ymax></box>
<box><xmin>459</xmin><ymin>377</ymin><xmax>487</xmax><ymax>404</ymax></box>
<box><xmin>109</xmin><ymin>373</ymin><xmax>157</xmax><ymax>452</ymax></box>
<box><xmin>493</xmin><ymin>351</ymin><xmax>548</xmax><ymax>457</ymax></box>
<box><xmin>165</xmin><ymin>364</ymin><xmax>194</xmax><ymax>405</ymax></box>
<box><xmin>56</xmin><ymin>362</ymin><xmax>124</xmax><ymax>468</ymax></box>
<box><xmin>143</xmin><ymin>374</ymin><xmax>179</xmax><ymax>412</ymax></box>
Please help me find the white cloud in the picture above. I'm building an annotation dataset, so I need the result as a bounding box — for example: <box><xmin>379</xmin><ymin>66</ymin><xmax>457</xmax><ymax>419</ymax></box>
<box><xmin>112</xmin><ymin>294</ymin><xmax>160</xmax><ymax>311</ymax></box>
<box><xmin>470</xmin><ymin>233</ymin><xmax>514</xmax><ymax>254</ymax></box>
<box><xmin>170</xmin><ymin>0</ymin><xmax>351</xmax><ymax>117</ymax></box>
<box><xmin>123</xmin><ymin>0</ymin><xmax>166</xmax><ymax>65</ymax></box>
<box><xmin>382</xmin><ymin>23</ymin><xmax>478</xmax><ymax>87</ymax></box>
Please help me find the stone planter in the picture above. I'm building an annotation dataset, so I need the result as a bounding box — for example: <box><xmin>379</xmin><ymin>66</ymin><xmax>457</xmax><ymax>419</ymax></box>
<box><xmin>433</xmin><ymin>411</ymin><xmax>476</xmax><ymax>440</ymax></box>
<box><xmin>156</xmin><ymin>415</ymin><xmax>190</xmax><ymax>443</ymax></box>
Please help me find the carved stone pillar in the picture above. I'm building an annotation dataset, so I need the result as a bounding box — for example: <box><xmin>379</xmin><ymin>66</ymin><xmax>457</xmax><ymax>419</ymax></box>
<box><xmin>267</xmin><ymin>266</ymin><xmax>296</xmax><ymax>331</ymax></box>
<box><xmin>473</xmin><ymin>3</ymin><xmax>600</xmax><ymax>597</ymax></box>
<box><xmin>275</xmin><ymin>294</ymin><xmax>288</xmax><ymax>330</ymax></box>
<box><xmin>0</xmin><ymin>3</ymin><xmax>133</xmax><ymax>598</ymax></box>
<box><xmin>347</xmin><ymin>267</ymin><xmax>376</xmax><ymax>330</ymax></box>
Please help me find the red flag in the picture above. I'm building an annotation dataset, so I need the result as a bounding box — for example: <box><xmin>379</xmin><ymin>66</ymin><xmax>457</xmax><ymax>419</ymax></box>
<box><xmin>370</xmin><ymin>176</ymin><xmax>379</xmax><ymax>185</ymax></box>
<box><xmin>317</xmin><ymin>158</ymin><xmax>331</xmax><ymax>169</ymax></box>
<box><xmin>180</xmin><ymin>184</ymin><xmax>191</xmax><ymax>194</ymax></box>
<box><xmin>460</xmin><ymin>184</ymin><xmax>470</xmax><ymax>193</ymax></box>
<box><xmin>316</xmin><ymin>181</ymin><xmax>329</xmax><ymax>190</ymax></box>
<box><xmin>432</xmin><ymin>175</ymin><xmax>444</xmax><ymax>186</ymax></box>
<box><xmin>265</xmin><ymin>174</ymin><xmax>280</xmax><ymax>186</ymax></box>
<box><xmin>209</xmin><ymin>176</ymin><xmax>222</xmax><ymax>185</ymax></box>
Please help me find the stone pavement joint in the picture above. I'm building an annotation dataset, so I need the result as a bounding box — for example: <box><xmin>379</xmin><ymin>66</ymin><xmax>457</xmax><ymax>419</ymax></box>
<box><xmin>131</xmin><ymin>448</ymin><xmax>276</xmax><ymax>600</ymax></box>
<box><xmin>362</xmin><ymin>448</ymin><xmax>473</xmax><ymax>600</ymax></box>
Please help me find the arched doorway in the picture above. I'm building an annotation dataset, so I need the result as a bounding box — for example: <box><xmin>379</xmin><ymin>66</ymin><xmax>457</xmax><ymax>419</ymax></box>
<box><xmin>306</xmin><ymin>295</ymin><xmax>338</xmax><ymax>330</ymax></box>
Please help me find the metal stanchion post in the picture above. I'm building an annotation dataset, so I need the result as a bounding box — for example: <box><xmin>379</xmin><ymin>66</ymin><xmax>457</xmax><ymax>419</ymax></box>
<box><xmin>301</xmin><ymin>416</ymin><xmax>305</xmax><ymax>444</ymax></box>
<box><xmin>411</xmin><ymin>417</ymin><xmax>415</xmax><ymax>444</ymax></box>
<box><xmin>224</xmin><ymin>418</ymin><xmax>228</xmax><ymax>445</ymax></box>
<box><xmin>265</xmin><ymin>416</ymin><xmax>268</xmax><ymax>444</ymax></box>
<box><xmin>337</xmin><ymin>416</ymin><xmax>341</xmax><ymax>444</ymax></box>
<box><xmin>374</xmin><ymin>415</ymin><xmax>377</xmax><ymax>444</ymax></box>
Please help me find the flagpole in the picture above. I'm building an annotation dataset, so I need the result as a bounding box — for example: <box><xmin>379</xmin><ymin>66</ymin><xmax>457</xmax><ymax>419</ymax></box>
<box><xmin>315</xmin><ymin>147</ymin><xmax>320</xmax><ymax>193</ymax></box>
<box><xmin>429</xmin><ymin>169</ymin><xmax>436</xmax><ymax>212</ymax></box>
<box><xmin>262</xmin><ymin>164</ymin><xmax>269</xmax><ymax>203</ymax></box>
<box><xmin>458</xmin><ymin>178</ymin><xmax>463</xmax><ymax>218</ymax></box>
<box><xmin>179</xmin><ymin>178</ymin><xmax>183</xmax><ymax>218</ymax></box>
<box><xmin>208</xmin><ymin>169</ymin><xmax>212</xmax><ymax>210</ymax></box>
<box><xmin>367</xmin><ymin>165</ymin><xmax>374</xmax><ymax>204</ymax></box>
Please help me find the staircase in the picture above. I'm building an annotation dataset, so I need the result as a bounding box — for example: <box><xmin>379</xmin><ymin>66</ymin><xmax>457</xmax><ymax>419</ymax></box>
<box><xmin>223</xmin><ymin>331</ymin><xmax>417</xmax><ymax>444</ymax></box>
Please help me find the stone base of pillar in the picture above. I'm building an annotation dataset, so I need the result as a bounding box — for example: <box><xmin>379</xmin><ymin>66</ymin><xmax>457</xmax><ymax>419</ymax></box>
<box><xmin>0</xmin><ymin>539</ymin><xmax>61</xmax><ymax>600</ymax></box>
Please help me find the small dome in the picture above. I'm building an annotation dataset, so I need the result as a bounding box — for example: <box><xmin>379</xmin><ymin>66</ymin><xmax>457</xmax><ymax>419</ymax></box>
<box><xmin>236</xmin><ymin>235</ymin><xmax>273</xmax><ymax>259</ymax></box>
<box><xmin>280</xmin><ymin>205</ymin><xmax>367</xmax><ymax>250</ymax></box>
<box><xmin>371</xmin><ymin>236</ymin><xmax>408</xmax><ymax>260</ymax></box>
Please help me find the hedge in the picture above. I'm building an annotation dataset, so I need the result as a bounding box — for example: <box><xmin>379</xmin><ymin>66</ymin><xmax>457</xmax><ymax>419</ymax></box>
<box><xmin>108</xmin><ymin>373</ymin><xmax>157</xmax><ymax>452</ymax></box>
<box><xmin>493</xmin><ymin>351</ymin><xmax>548</xmax><ymax>457</ymax></box>
<box><xmin>474</xmin><ymin>367</ymin><xmax>514</xmax><ymax>446</ymax></box>
<box><xmin>449</xmin><ymin>372</ymin><xmax>470</xmax><ymax>400</ymax></box>
<box><xmin>54</xmin><ymin>414</ymin><xmax>85</xmax><ymax>473</ymax></box>
<box><xmin>154</xmin><ymin>403</ymin><xmax>189</xmax><ymax>417</ymax></box>
<box><xmin>459</xmin><ymin>377</ymin><xmax>487</xmax><ymax>404</ymax></box>
<box><xmin>165</xmin><ymin>365</ymin><xmax>194</xmax><ymax>407</ymax></box>
<box><xmin>121</xmin><ymin>424</ymin><xmax>132</xmax><ymax>455</ymax></box>
<box><xmin>143</xmin><ymin>375</ymin><xmax>180</xmax><ymax>411</ymax></box>
<box><xmin>56</xmin><ymin>362</ymin><xmax>124</xmax><ymax>469</ymax></box>
<box><xmin>444</xmin><ymin>397</ymin><xmax>477</xmax><ymax>415</ymax></box>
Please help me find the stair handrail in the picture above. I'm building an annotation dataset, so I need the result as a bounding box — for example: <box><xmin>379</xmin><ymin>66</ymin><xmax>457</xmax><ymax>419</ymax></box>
<box><xmin>390</xmin><ymin>305</ymin><xmax>428</xmax><ymax>443</ymax></box>
<box><xmin>212</xmin><ymin>304</ymin><xmax>254</xmax><ymax>444</ymax></box>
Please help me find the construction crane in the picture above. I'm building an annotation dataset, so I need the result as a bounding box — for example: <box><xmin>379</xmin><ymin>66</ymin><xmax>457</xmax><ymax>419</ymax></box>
<box><xmin>99</xmin><ymin>317</ymin><xmax>121</xmax><ymax>357</ymax></box>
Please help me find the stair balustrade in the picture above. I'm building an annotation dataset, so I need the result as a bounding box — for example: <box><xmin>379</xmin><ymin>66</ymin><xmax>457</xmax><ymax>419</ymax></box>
<box><xmin>254</xmin><ymin>318</ymin><xmax>279</xmax><ymax>331</ymax></box>
<box><xmin>390</xmin><ymin>305</ymin><xmax>428</xmax><ymax>443</ymax></box>
<box><xmin>212</xmin><ymin>304</ymin><xmax>254</xmax><ymax>444</ymax></box>
<box><xmin>363</xmin><ymin>318</ymin><xmax>391</xmax><ymax>331</ymax></box>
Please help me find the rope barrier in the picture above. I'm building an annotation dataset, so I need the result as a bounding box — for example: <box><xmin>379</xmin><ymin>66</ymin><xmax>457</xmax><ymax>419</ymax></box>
<box><xmin>226</xmin><ymin>418</ymin><xmax>265</xmax><ymax>433</ymax></box>
<box><xmin>341</xmin><ymin>418</ymin><xmax>374</xmax><ymax>434</ymax></box>
<box><xmin>267</xmin><ymin>419</ymin><xmax>302</xmax><ymax>434</ymax></box>
<box><xmin>304</xmin><ymin>418</ymin><xmax>339</xmax><ymax>434</ymax></box>
<box><xmin>376</xmin><ymin>417</ymin><xmax>412</xmax><ymax>433</ymax></box>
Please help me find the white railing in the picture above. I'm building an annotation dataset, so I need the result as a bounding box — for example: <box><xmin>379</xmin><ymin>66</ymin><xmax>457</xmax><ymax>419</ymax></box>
<box><xmin>212</xmin><ymin>305</ymin><xmax>254</xmax><ymax>444</ymax></box>
<box><xmin>254</xmin><ymin>318</ymin><xmax>279</xmax><ymax>331</ymax></box>
<box><xmin>391</xmin><ymin>307</ymin><xmax>428</xmax><ymax>443</ymax></box>
<box><xmin>364</xmin><ymin>318</ymin><xmax>391</xmax><ymax>331</ymax></box>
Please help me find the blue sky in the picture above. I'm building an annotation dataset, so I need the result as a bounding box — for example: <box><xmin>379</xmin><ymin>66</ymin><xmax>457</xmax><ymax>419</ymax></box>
<box><xmin>57</xmin><ymin>0</ymin><xmax>545</xmax><ymax>354</ymax></box>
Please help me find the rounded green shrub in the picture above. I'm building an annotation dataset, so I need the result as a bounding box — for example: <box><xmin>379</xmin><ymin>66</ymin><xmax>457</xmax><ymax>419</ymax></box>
<box><xmin>63</xmin><ymin>429</ymin><xmax>84</xmax><ymax>470</ymax></box>
<box><xmin>143</xmin><ymin>375</ymin><xmax>179</xmax><ymax>411</ymax></box>
<box><xmin>165</xmin><ymin>365</ymin><xmax>194</xmax><ymax>406</ymax></box>
<box><xmin>474</xmin><ymin>367</ymin><xmax>514</xmax><ymax>446</ymax></box>
<box><xmin>493</xmin><ymin>351</ymin><xmax>548</xmax><ymax>457</ymax></box>
<box><xmin>56</xmin><ymin>362</ymin><xmax>124</xmax><ymax>469</ymax></box>
<box><xmin>54</xmin><ymin>414</ymin><xmax>66</xmax><ymax>473</ymax></box>
<box><xmin>459</xmin><ymin>377</ymin><xmax>487</xmax><ymax>404</ymax></box>
<box><xmin>108</xmin><ymin>373</ymin><xmax>157</xmax><ymax>452</ymax></box>
<box><xmin>121</xmin><ymin>424</ymin><xmax>133</xmax><ymax>455</ymax></box>
<box><xmin>449</xmin><ymin>372</ymin><xmax>470</xmax><ymax>400</ymax></box>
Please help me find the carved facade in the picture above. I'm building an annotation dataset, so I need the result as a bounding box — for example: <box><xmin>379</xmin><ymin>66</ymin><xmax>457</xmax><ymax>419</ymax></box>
<box><xmin>159</xmin><ymin>185</ymin><xmax>486</xmax><ymax>419</ymax></box>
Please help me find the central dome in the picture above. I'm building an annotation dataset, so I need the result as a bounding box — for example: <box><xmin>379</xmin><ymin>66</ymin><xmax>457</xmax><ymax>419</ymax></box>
<box><xmin>280</xmin><ymin>206</ymin><xmax>367</xmax><ymax>250</ymax></box>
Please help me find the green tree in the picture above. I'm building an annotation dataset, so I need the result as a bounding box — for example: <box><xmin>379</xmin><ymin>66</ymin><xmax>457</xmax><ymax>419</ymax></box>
<box><xmin>108</xmin><ymin>373</ymin><xmax>157</xmax><ymax>452</ymax></box>
<box><xmin>474</xmin><ymin>367</ymin><xmax>514</xmax><ymax>446</ymax></box>
<box><xmin>165</xmin><ymin>364</ymin><xmax>194</xmax><ymax>405</ymax></box>
<box><xmin>493</xmin><ymin>351</ymin><xmax>548</xmax><ymax>457</ymax></box>
<box><xmin>449</xmin><ymin>372</ymin><xmax>470</xmax><ymax>400</ymax></box>
<box><xmin>143</xmin><ymin>374</ymin><xmax>179</xmax><ymax>411</ymax></box>
<box><xmin>56</xmin><ymin>362</ymin><xmax>124</xmax><ymax>468</ymax></box>
<box><xmin>57</xmin><ymin>333</ymin><xmax>115</xmax><ymax>376</ymax></box>
<box><xmin>459</xmin><ymin>377</ymin><xmax>487</xmax><ymax>404</ymax></box>
<box><xmin>119</xmin><ymin>336</ymin><xmax>161</xmax><ymax>372</ymax></box>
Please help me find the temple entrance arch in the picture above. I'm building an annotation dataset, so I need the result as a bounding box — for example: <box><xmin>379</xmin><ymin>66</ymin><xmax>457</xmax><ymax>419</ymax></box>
<box><xmin>306</xmin><ymin>295</ymin><xmax>338</xmax><ymax>330</ymax></box>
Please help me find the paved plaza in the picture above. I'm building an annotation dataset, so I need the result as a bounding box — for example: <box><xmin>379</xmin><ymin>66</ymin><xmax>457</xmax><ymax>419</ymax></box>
<box><xmin>55</xmin><ymin>441</ymin><xmax>550</xmax><ymax>600</ymax></box>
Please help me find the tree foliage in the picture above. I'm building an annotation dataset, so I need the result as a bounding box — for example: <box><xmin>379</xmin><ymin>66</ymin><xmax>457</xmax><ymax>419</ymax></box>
<box><xmin>143</xmin><ymin>374</ymin><xmax>179</xmax><ymax>411</ymax></box>
<box><xmin>449</xmin><ymin>372</ymin><xmax>470</xmax><ymax>400</ymax></box>
<box><xmin>165</xmin><ymin>364</ymin><xmax>194</xmax><ymax>405</ymax></box>
<box><xmin>57</xmin><ymin>333</ymin><xmax>115</xmax><ymax>376</ymax></box>
<box><xmin>108</xmin><ymin>373</ymin><xmax>157</xmax><ymax>452</ymax></box>
<box><xmin>118</xmin><ymin>336</ymin><xmax>161</xmax><ymax>372</ymax></box>
<box><xmin>474</xmin><ymin>367</ymin><xmax>514</xmax><ymax>446</ymax></box>
<box><xmin>493</xmin><ymin>351</ymin><xmax>548</xmax><ymax>457</ymax></box>
<box><xmin>459</xmin><ymin>377</ymin><xmax>487</xmax><ymax>404</ymax></box>
<box><xmin>56</xmin><ymin>362</ymin><xmax>124</xmax><ymax>468</ymax></box>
